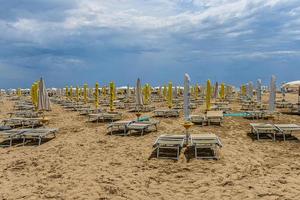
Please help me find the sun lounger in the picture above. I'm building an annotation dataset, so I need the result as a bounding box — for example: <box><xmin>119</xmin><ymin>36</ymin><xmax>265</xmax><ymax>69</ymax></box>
<box><xmin>107</xmin><ymin>120</ymin><xmax>133</xmax><ymax>135</ymax></box>
<box><xmin>250</xmin><ymin>123</ymin><xmax>277</xmax><ymax>140</ymax></box>
<box><xmin>206</xmin><ymin>111</ymin><xmax>223</xmax><ymax>126</ymax></box>
<box><xmin>190</xmin><ymin>134</ymin><xmax>223</xmax><ymax>159</ymax></box>
<box><xmin>8</xmin><ymin>111</ymin><xmax>41</xmax><ymax>118</ymax></box>
<box><xmin>190</xmin><ymin>114</ymin><xmax>206</xmax><ymax>126</ymax></box>
<box><xmin>21</xmin><ymin>128</ymin><xmax>58</xmax><ymax>145</ymax></box>
<box><xmin>153</xmin><ymin>109</ymin><xmax>180</xmax><ymax>117</ymax></box>
<box><xmin>2</xmin><ymin>118</ymin><xmax>44</xmax><ymax>128</ymax></box>
<box><xmin>0</xmin><ymin>129</ymin><xmax>26</xmax><ymax>147</ymax></box>
<box><xmin>153</xmin><ymin>134</ymin><xmax>186</xmax><ymax>160</ymax></box>
<box><xmin>274</xmin><ymin>124</ymin><xmax>300</xmax><ymax>141</ymax></box>
<box><xmin>88</xmin><ymin>112</ymin><xmax>122</xmax><ymax>123</ymax></box>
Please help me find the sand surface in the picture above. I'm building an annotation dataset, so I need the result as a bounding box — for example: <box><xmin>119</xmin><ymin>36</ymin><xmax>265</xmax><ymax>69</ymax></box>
<box><xmin>0</xmin><ymin>94</ymin><xmax>300</xmax><ymax>200</ymax></box>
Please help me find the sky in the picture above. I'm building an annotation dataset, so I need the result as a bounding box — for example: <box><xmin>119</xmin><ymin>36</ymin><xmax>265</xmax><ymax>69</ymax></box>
<box><xmin>0</xmin><ymin>0</ymin><xmax>300</xmax><ymax>88</ymax></box>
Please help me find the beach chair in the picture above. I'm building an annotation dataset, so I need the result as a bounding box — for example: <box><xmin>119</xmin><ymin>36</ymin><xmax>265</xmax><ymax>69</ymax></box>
<box><xmin>250</xmin><ymin>123</ymin><xmax>277</xmax><ymax>140</ymax></box>
<box><xmin>274</xmin><ymin>124</ymin><xmax>300</xmax><ymax>141</ymax></box>
<box><xmin>190</xmin><ymin>114</ymin><xmax>206</xmax><ymax>126</ymax></box>
<box><xmin>206</xmin><ymin>111</ymin><xmax>223</xmax><ymax>126</ymax></box>
<box><xmin>127</xmin><ymin>120</ymin><xmax>159</xmax><ymax>136</ymax></box>
<box><xmin>21</xmin><ymin>128</ymin><xmax>58</xmax><ymax>145</ymax></box>
<box><xmin>153</xmin><ymin>134</ymin><xmax>186</xmax><ymax>160</ymax></box>
<box><xmin>153</xmin><ymin>109</ymin><xmax>180</xmax><ymax>118</ymax></box>
<box><xmin>107</xmin><ymin>120</ymin><xmax>133</xmax><ymax>135</ymax></box>
<box><xmin>88</xmin><ymin>112</ymin><xmax>122</xmax><ymax>123</ymax></box>
<box><xmin>0</xmin><ymin>129</ymin><xmax>26</xmax><ymax>147</ymax></box>
<box><xmin>190</xmin><ymin>134</ymin><xmax>223</xmax><ymax>159</ymax></box>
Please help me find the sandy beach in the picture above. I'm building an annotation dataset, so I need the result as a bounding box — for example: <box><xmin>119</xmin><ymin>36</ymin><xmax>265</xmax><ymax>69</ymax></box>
<box><xmin>0</xmin><ymin>93</ymin><xmax>299</xmax><ymax>200</ymax></box>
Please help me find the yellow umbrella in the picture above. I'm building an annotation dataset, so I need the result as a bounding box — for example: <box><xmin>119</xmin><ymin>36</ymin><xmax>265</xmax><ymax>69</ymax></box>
<box><xmin>194</xmin><ymin>84</ymin><xmax>199</xmax><ymax>100</ymax></box>
<box><xmin>69</xmin><ymin>86</ymin><xmax>73</xmax><ymax>99</ymax></box>
<box><xmin>102</xmin><ymin>85</ymin><xmax>107</xmax><ymax>98</ymax></box>
<box><xmin>31</xmin><ymin>84</ymin><xmax>35</xmax><ymax>105</ymax></box>
<box><xmin>167</xmin><ymin>82</ymin><xmax>173</xmax><ymax>108</ymax></box>
<box><xmin>83</xmin><ymin>84</ymin><xmax>88</xmax><ymax>104</ymax></box>
<box><xmin>65</xmin><ymin>86</ymin><xmax>69</xmax><ymax>98</ymax></box>
<box><xmin>241</xmin><ymin>85</ymin><xmax>247</xmax><ymax>96</ymax></box>
<box><xmin>109</xmin><ymin>82</ymin><xmax>114</xmax><ymax>111</ymax></box>
<box><xmin>206</xmin><ymin>80</ymin><xmax>211</xmax><ymax>110</ymax></box>
<box><xmin>95</xmin><ymin>82</ymin><xmax>99</xmax><ymax>108</ymax></box>
<box><xmin>76</xmin><ymin>86</ymin><xmax>79</xmax><ymax>102</ymax></box>
<box><xmin>163</xmin><ymin>85</ymin><xmax>167</xmax><ymax>100</ymax></box>
<box><xmin>220</xmin><ymin>83</ymin><xmax>225</xmax><ymax>100</ymax></box>
<box><xmin>17</xmin><ymin>88</ymin><xmax>21</xmax><ymax>97</ymax></box>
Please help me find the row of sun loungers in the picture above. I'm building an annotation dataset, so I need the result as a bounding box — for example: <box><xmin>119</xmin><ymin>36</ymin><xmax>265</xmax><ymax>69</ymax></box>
<box><xmin>250</xmin><ymin>123</ymin><xmax>300</xmax><ymax>141</ymax></box>
<box><xmin>153</xmin><ymin>134</ymin><xmax>222</xmax><ymax>160</ymax></box>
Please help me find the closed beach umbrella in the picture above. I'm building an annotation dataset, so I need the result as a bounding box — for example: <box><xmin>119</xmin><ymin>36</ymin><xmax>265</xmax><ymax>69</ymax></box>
<box><xmin>95</xmin><ymin>82</ymin><xmax>99</xmax><ymax>109</ymax></box>
<box><xmin>214</xmin><ymin>82</ymin><xmax>218</xmax><ymax>99</ymax></box>
<box><xmin>174</xmin><ymin>85</ymin><xmax>178</xmax><ymax>99</ymax></box>
<box><xmin>136</xmin><ymin>78</ymin><xmax>143</xmax><ymax>106</ymax></box>
<box><xmin>269</xmin><ymin>75</ymin><xmax>276</xmax><ymax>112</ymax></box>
<box><xmin>220</xmin><ymin>83</ymin><xmax>225</xmax><ymax>100</ymax></box>
<box><xmin>102</xmin><ymin>85</ymin><xmax>107</xmax><ymax>98</ymax></box>
<box><xmin>70</xmin><ymin>86</ymin><xmax>73</xmax><ymax>99</ymax></box>
<box><xmin>206</xmin><ymin>80</ymin><xmax>211</xmax><ymax>110</ymax></box>
<box><xmin>76</xmin><ymin>86</ymin><xmax>79</xmax><ymax>102</ymax></box>
<box><xmin>163</xmin><ymin>85</ymin><xmax>167</xmax><ymax>100</ymax></box>
<box><xmin>38</xmin><ymin>77</ymin><xmax>51</xmax><ymax>111</ymax></box>
<box><xmin>65</xmin><ymin>86</ymin><xmax>69</xmax><ymax>98</ymax></box>
<box><xmin>83</xmin><ymin>84</ymin><xmax>88</xmax><ymax>104</ymax></box>
<box><xmin>109</xmin><ymin>82</ymin><xmax>114</xmax><ymax>111</ymax></box>
<box><xmin>257</xmin><ymin>79</ymin><xmax>262</xmax><ymax>103</ymax></box>
<box><xmin>168</xmin><ymin>82</ymin><xmax>173</xmax><ymax>108</ymax></box>
<box><xmin>184</xmin><ymin>73</ymin><xmax>191</xmax><ymax>120</ymax></box>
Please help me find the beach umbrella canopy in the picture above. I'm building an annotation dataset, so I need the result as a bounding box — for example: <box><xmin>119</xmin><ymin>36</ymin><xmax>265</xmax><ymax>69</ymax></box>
<box><xmin>136</xmin><ymin>78</ymin><xmax>143</xmax><ymax>106</ymax></box>
<box><xmin>184</xmin><ymin>73</ymin><xmax>191</xmax><ymax>120</ymax></box>
<box><xmin>38</xmin><ymin>77</ymin><xmax>51</xmax><ymax>111</ymax></box>
<box><xmin>282</xmin><ymin>81</ymin><xmax>300</xmax><ymax>89</ymax></box>
<box><xmin>257</xmin><ymin>79</ymin><xmax>262</xmax><ymax>103</ymax></box>
<box><xmin>269</xmin><ymin>75</ymin><xmax>276</xmax><ymax>112</ymax></box>
<box><xmin>206</xmin><ymin>80</ymin><xmax>211</xmax><ymax>110</ymax></box>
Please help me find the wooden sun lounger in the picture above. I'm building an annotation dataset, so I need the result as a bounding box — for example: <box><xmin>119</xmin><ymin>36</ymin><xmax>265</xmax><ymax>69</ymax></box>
<box><xmin>274</xmin><ymin>124</ymin><xmax>300</xmax><ymax>141</ymax></box>
<box><xmin>190</xmin><ymin>114</ymin><xmax>206</xmax><ymax>126</ymax></box>
<box><xmin>153</xmin><ymin>109</ymin><xmax>180</xmax><ymax>118</ymax></box>
<box><xmin>8</xmin><ymin>111</ymin><xmax>41</xmax><ymax>118</ymax></box>
<box><xmin>206</xmin><ymin>111</ymin><xmax>223</xmax><ymax>126</ymax></box>
<box><xmin>153</xmin><ymin>135</ymin><xmax>185</xmax><ymax>160</ymax></box>
<box><xmin>190</xmin><ymin>134</ymin><xmax>222</xmax><ymax>160</ymax></box>
<box><xmin>250</xmin><ymin>123</ymin><xmax>277</xmax><ymax>140</ymax></box>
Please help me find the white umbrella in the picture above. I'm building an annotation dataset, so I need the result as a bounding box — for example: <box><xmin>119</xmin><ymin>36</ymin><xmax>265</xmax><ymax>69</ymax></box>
<box><xmin>269</xmin><ymin>75</ymin><xmax>276</xmax><ymax>112</ymax></box>
<box><xmin>184</xmin><ymin>73</ymin><xmax>191</xmax><ymax>120</ymax></box>
<box><xmin>136</xmin><ymin>78</ymin><xmax>143</xmax><ymax>106</ymax></box>
<box><xmin>38</xmin><ymin>77</ymin><xmax>51</xmax><ymax>111</ymax></box>
<box><xmin>257</xmin><ymin>79</ymin><xmax>262</xmax><ymax>103</ymax></box>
